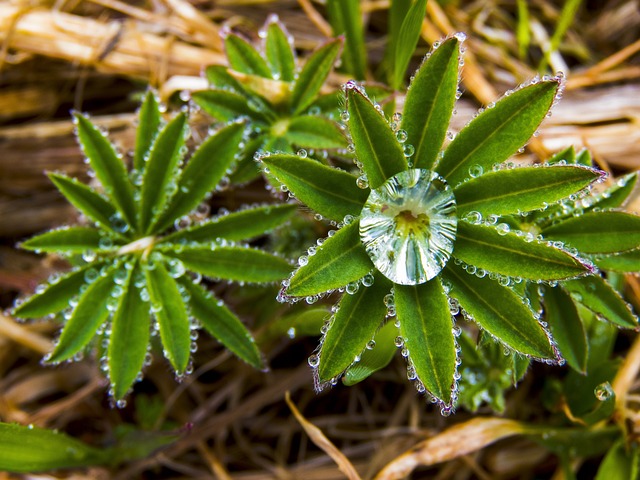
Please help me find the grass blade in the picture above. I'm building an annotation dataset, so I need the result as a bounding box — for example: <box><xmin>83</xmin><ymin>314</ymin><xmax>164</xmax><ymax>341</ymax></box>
<box><xmin>392</xmin><ymin>0</ymin><xmax>427</xmax><ymax>90</ymax></box>
<box><xmin>326</xmin><ymin>0</ymin><xmax>367</xmax><ymax>80</ymax></box>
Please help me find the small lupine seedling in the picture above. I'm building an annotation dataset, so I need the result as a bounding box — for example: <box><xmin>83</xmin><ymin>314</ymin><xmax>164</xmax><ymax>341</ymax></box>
<box><xmin>192</xmin><ymin>15</ymin><xmax>349</xmax><ymax>183</ymax></box>
<box><xmin>13</xmin><ymin>91</ymin><xmax>295</xmax><ymax>402</ymax></box>
<box><xmin>260</xmin><ymin>34</ymin><xmax>611</xmax><ymax>412</ymax></box>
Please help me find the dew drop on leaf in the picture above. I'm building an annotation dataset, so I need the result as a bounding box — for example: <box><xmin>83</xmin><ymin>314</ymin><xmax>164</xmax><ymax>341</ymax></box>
<box><xmin>359</xmin><ymin>169</ymin><xmax>457</xmax><ymax>285</ymax></box>
<box><xmin>594</xmin><ymin>382</ymin><xmax>613</xmax><ymax>401</ymax></box>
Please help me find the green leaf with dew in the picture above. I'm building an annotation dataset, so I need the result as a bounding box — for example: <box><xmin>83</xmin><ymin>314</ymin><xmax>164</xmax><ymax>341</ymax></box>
<box><xmin>443</xmin><ymin>262</ymin><xmax>555</xmax><ymax>359</ymax></box>
<box><xmin>205</xmin><ymin>65</ymin><xmax>247</xmax><ymax>92</ymax></box>
<box><xmin>181</xmin><ymin>278</ymin><xmax>263</xmax><ymax>369</ymax></box>
<box><xmin>396</xmin><ymin>279</ymin><xmax>456</xmax><ymax>405</ymax></box>
<box><xmin>542</xmin><ymin>211</ymin><xmax>640</xmax><ymax>254</ymax></box>
<box><xmin>346</xmin><ymin>85</ymin><xmax>407</xmax><ymax>189</ymax></box>
<box><xmin>265</xmin><ymin>19</ymin><xmax>295</xmax><ymax>82</ymax></box>
<box><xmin>542</xmin><ymin>285</ymin><xmax>588</xmax><ymax>373</ymax></box>
<box><xmin>261</xmin><ymin>154</ymin><xmax>369</xmax><ymax>222</ymax></box>
<box><xmin>73</xmin><ymin>113</ymin><xmax>137</xmax><ymax>228</ymax></box>
<box><xmin>402</xmin><ymin>36</ymin><xmax>460</xmax><ymax>171</ymax></box>
<box><xmin>169</xmin><ymin>247</ymin><xmax>292</xmax><ymax>283</ymax></box>
<box><xmin>317</xmin><ymin>273</ymin><xmax>391</xmax><ymax>383</ymax></box>
<box><xmin>134</xmin><ymin>90</ymin><xmax>162</xmax><ymax>171</ymax></box>
<box><xmin>454</xmin><ymin>165</ymin><xmax>602</xmax><ymax>217</ymax></box>
<box><xmin>109</xmin><ymin>262</ymin><xmax>151</xmax><ymax>400</ymax></box>
<box><xmin>436</xmin><ymin>80</ymin><xmax>559</xmax><ymax>186</ymax></box>
<box><xmin>592</xmin><ymin>248</ymin><xmax>640</xmax><ymax>273</ymax></box>
<box><xmin>192</xmin><ymin>90</ymin><xmax>263</xmax><ymax>123</ymax></box>
<box><xmin>291</xmin><ymin>38</ymin><xmax>343</xmax><ymax>115</ymax></box>
<box><xmin>586</xmin><ymin>172</ymin><xmax>638</xmax><ymax>212</ymax></box>
<box><xmin>285</xmin><ymin>221</ymin><xmax>373</xmax><ymax>297</ymax></box>
<box><xmin>139</xmin><ymin>113</ymin><xmax>187</xmax><ymax>233</ymax></box>
<box><xmin>392</xmin><ymin>0</ymin><xmax>427</xmax><ymax>90</ymax></box>
<box><xmin>285</xmin><ymin>115</ymin><xmax>347</xmax><ymax>149</ymax></box>
<box><xmin>144</xmin><ymin>258</ymin><xmax>191</xmax><ymax>374</ymax></box>
<box><xmin>454</xmin><ymin>222</ymin><xmax>591</xmax><ymax>281</ymax></box>
<box><xmin>561</xmin><ymin>275</ymin><xmax>638</xmax><ymax>328</ymax></box>
<box><xmin>20</xmin><ymin>227</ymin><xmax>108</xmax><ymax>254</ymax></box>
<box><xmin>343</xmin><ymin>321</ymin><xmax>397</xmax><ymax>386</ymax></box>
<box><xmin>225</xmin><ymin>33</ymin><xmax>272</xmax><ymax>78</ymax></box>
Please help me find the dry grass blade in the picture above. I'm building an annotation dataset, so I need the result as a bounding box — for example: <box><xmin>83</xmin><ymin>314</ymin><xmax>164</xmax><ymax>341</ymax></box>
<box><xmin>285</xmin><ymin>391</ymin><xmax>362</xmax><ymax>480</ymax></box>
<box><xmin>0</xmin><ymin>313</ymin><xmax>52</xmax><ymax>355</ymax></box>
<box><xmin>374</xmin><ymin>417</ymin><xmax>530</xmax><ymax>480</ymax></box>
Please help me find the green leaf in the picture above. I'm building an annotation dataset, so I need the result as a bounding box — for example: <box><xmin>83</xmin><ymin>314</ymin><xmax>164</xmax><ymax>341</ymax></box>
<box><xmin>108</xmin><ymin>261</ymin><xmax>151</xmax><ymax>399</ymax></box>
<box><xmin>586</xmin><ymin>172</ymin><xmax>638</xmax><ymax>212</ymax></box>
<box><xmin>596</xmin><ymin>440</ymin><xmax>636</xmax><ymax>480</ymax></box>
<box><xmin>396</xmin><ymin>279</ymin><xmax>456</xmax><ymax>405</ymax></box>
<box><xmin>261</xmin><ymin>154</ymin><xmax>369</xmax><ymax>222</ymax></box>
<box><xmin>317</xmin><ymin>273</ymin><xmax>391</xmax><ymax>382</ymax></box>
<box><xmin>402</xmin><ymin>36</ymin><xmax>460</xmax><ymax>171</ymax></box>
<box><xmin>205</xmin><ymin>65</ymin><xmax>247</xmax><ymax>92</ymax></box>
<box><xmin>265</xmin><ymin>19</ymin><xmax>296</xmax><ymax>82</ymax></box>
<box><xmin>21</xmin><ymin>227</ymin><xmax>107</xmax><ymax>254</ymax></box>
<box><xmin>134</xmin><ymin>90</ymin><xmax>162</xmax><ymax>171</ymax></box>
<box><xmin>516</xmin><ymin>0</ymin><xmax>531</xmax><ymax>60</ymax></box>
<box><xmin>343</xmin><ymin>321</ymin><xmax>397</xmax><ymax>386</ymax></box>
<box><xmin>454</xmin><ymin>165</ymin><xmax>603</xmax><ymax>217</ymax></box>
<box><xmin>575</xmin><ymin>148</ymin><xmax>592</xmax><ymax>166</ymax></box>
<box><xmin>454</xmin><ymin>222</ymin><xmax>591</xmax><ymax>281</ymax></box>
<box><xmin>392</xmin><ymin>0</ymin><xmax>427</xmax><ymax>90</ymax></box>
<box><xmin>48</xmin><ymin>173</ymin><xmax>125</xmax><ymax>238</ymax></box>
<box><xmin>592</xmin><ymin>248</ymin><xmax>640</xmax><ymax>273</ymax></box>
<box><xmin>169</xmin><ymin>247</ymin><xmax>292</xmax><ymax>283</ymax></box>
<box><xmin>47</xmin><ymin>263</ymin><xmax>118</xmax><ymax>363</ymax></box>
<box><xmin>285</xmin><ymin>115</ymin><xmax>347</xmax><ymax>149</ymax></box>
<box><xmin>162</xmin><ymin>203</ymin><xmax>296</xmax><ymax>245</ymax></box>
<box><xmin>542</xmin><ymin>211</ymin><xmax>640</xmax><ymax>254</ymax></box>
<box><xmin>192</xmin><ymin>90</ymin><xmax>264</xmax><ymax>123</ymax></box>
<box><xmin>13</xmin><ymin>263</ymin><xmax>106</xmax><ymax>318</ymax></box>
<box><xmin>144</xmin><ymin>258</ymin><xmax>190</xmax><ymax>373</ymax></box>
<box><xmin>437</xmin><ymin>81</ymin><xmax>559</xmax><ymax>186</ymax></box>
<box><xmin>181</xmin><ymin>278</ymin><xmax>263</xmax><ymax>369</ymax></box>
<box><xmin>562</xmin><ymin>275</ymin><xmax>638</xmax><ymax>328</ymax></box>
<box><xmin>0</xmin><ymin>423</ymin><xmax>108</xmax><ymax>472</ymax></box>
<box><xmin>346</xmin><ymin>85</ymin><xmax>407</xmax><ymax>189</ymax></box>
<box><xmin>443</xmin><ymin>262</ymin><xmax>555</xmax><ymax>359</ymax></box>
<box><xmin>225</xmin><ymin>33</ymin><xmax>272</xmax><ymax>78</ymax></box>
<box><xmin>73</xmin><ymin>113</ymin><xmax>137</xmax><ymax>228</ymax></box>
<box><xmin>542</xmin><ymin>285</ymin><xmax>587</xmax><ymax>373</ymax></box>
<box><xmin>547</xmin><ymin>146</ymin><xmax>576</xmax><ymax>165</ymax></box>
<box><xmin>326</xmin><ymin>0</ymin><xmax>367</xmax><ymax>80</ymax></box>
<box><xmin>153</xmin><ymin>121</ymin><xmax>245</xmax><ymax>232</ymax></box>
<box><xmin>291</xmin><ymin>38</ymin><xmax>342</xmax><ymax>115</ymax></box>
<box><xmin>139</xmin><ymin>113</ymin><xmax>187</xmax><ymax>233</ymax></box>
<box><xmin>285</xmin><ymin>221</ymin><xmax>373</xmax><ymax>297</ymax></box>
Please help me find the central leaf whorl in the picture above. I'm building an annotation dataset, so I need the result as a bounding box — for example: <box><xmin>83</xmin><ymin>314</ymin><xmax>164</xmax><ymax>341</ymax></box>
<box><xmin>359</xmin><ymin>169</ymin><xmax>457</xmax><ymax>285</ymax></box>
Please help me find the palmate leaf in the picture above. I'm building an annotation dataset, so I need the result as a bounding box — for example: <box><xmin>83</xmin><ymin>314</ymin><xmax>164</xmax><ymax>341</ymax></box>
<box><xmin>542</xmin><ymin>211</ymin><xmax>640</xmax><ymax>254</ymax></box>
<box><xmin>343</xmin><ymin>321</ymin><xmax>397</xmax><ymax>386</ymax></box>
<box><xmin>181</xmin><ymin>278</ymin><xmax>263</xmax><ymax>369</ymax></box>
<box><xmin>392</xmin><ymin>0</ymin><xmax>427</xmax><ymax>90</ymax></box>
<box><xmin>454</xmin><ymin>165</ymin><xmax>603</xmax><ymax>217</ymax></box>
<box><xmin>144</xmin><ymin>258</ymin><xmax>190</xmax><ymax>374</ymax></box>
<box><xmin>291</xmin><ymin>38</ymin><xmax>343</xmax><ymax>115</ymax></box>
<box><xmin>153</xmin><ymin>121</ymin><xmax>245</xmax><ymax>232</ymax></box>
<box><xmin>542</xmin><ymin>285</ymin><xmax>588</xmax><ymax>373</ymax></box>
<box><xmin>346</xmin><ymin>85</ymin><xmax>407</xmax><ymax>189</ymax></box>
<box><xmin>396</xmin><ymin>279</ymin><xmax>457</xmax><ymax>405</ymax></box>
<box><xmin>168</xmin><ymin>246</ymin><xmax>292</xmax><ymax>283</ymax></box>
<box><xmin>443</xmin><ymin>262</ymin><xmax>555</xmax><ymax>359</ymax></box>
<box><xmin>225</xmin><ymin>33</ymin><xmax>272</xmax><ymax>78</ymax></box>
<box><xmin>436</xmin><ymin>80</ymin><xmax>559</xmax><ymax>186</ymax></box>
<box><xmin>562</xmin><ymin>275</ymin><xmax>638</xmax><ymax>328</ymax></box>
<box><xmin>108</xmin><ymin>261</ymin><xmax>151</xmax><ymax>400</ymax></box>
<box><xmin>316</xmin><ymin>273</ymin><xmax>391</xmax><ymax>383</ymax></box>
<box><xmin>401</xmin><ymin>36</ymin><xmax>460</xmax><ymax>171</ymax></box>
<box><xmin>48</xmin><ymin>173</ymin><xmax>125</xmax><ymax>239</ymax></box>
<box><xmin>73</xmin><ymin>113</ymin><xmax>137</xmax><ymax>229</ymax></box>
<box><xmin>134</xmin><ymin>90</ymin><xmax>162</xmax><ymax>171</ymax></box>
<box><xmin>139</xmin><ymin>113</ymin><xmax>187</xmax><ymax>233</ymax></box>
<box><xmin>265</xmin><ymin>17</ymin><xmax>296</xmax><ymax>82</ymax></box>
<box><xmin>285</xmin><ymin>115</ymin><xmax>347</xmax><ymax>149</ymax></box>
<box><xmin>47</xmin><ymin>262</ymin><xmax>119</xmax><ymax>363</ymax></box>
<box><xmin>326</xmin><ymin>0</ymin><xmax>367</xmax><ymax>80</ymax></box>
<box><xmin>20</xmin><ymin>227</ymin><xmax>108</xmax><ymax>254</ymax></box>
<box><xmin>454</xmin><ymin>222</ymin><xmax>592</xmax><ymax>281</ymax></box>
<box><xmin>13</xmin><ymin>263</ymin><xmax>106</xmax><ymax>319</ymax></box>
<box><xmin>162</xmin><ymin>204</ymin><xmax>296</xmax><ymax>245</ymax></box>
<box><xmin>285</xmin><ymin>222</ymin><xmax>373</xmax><ymax>297</ymax></box>
<box><xmin>261</xmin><ymin>154</ymin><xmax>368</xmax><ymax>222</ymax></box>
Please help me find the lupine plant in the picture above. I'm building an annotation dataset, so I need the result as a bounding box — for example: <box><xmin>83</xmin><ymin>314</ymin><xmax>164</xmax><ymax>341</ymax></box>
<box><xmin>259</xmin><ymin>34</ymin><xmax>638</xmax><ymax>412</ymax></box>
<box><xmin>12</xmin><ymin>91</ymin><xmax>294</xmax><ymax>402</ymax></box>
<box><xmin>192</xmin><ymin>15</ymin><xmax>348</xmax><ymax>183</ymax></box>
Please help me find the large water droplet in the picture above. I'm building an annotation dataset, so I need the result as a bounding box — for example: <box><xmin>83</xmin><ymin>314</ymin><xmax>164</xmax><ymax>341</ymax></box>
<box><xmin>359</xmin><ymin>169</ymin><xmax>457</xmax><ymax>285</ymax></box>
